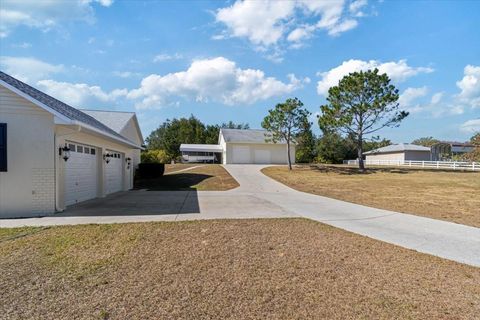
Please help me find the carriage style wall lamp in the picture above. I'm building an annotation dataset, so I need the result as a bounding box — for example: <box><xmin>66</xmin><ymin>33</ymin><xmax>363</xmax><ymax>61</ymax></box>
<box><xmin>103</xmin><ymin>153</ymin><xmax>112</xmax><ymax>164</ymax></box>
<box><xmin>58</xmin><ymin>144</ymin><xmax>71</xmax><ymax>162</ymax></box>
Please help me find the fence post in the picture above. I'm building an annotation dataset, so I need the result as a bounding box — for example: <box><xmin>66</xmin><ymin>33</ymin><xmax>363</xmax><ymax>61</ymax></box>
<box><xmin>453</xmin><ymin>162</ymin><xmax>456</xmax><ymax>170</ymax></box>
<box><xmin>436</xmin><ymin>161</ymin><xmax>439</xmax><ymax>169</ymax></box>
<box><xmin>422</xmin><ymin>161</ymin><xmax>424</xmax><ymax>168</ymax></box>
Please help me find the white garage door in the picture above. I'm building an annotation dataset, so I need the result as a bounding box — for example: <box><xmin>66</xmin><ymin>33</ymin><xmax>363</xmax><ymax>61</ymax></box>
<box><xmin>65</xmin><ymin>142</ymin><xmax>98</xmax><ymax>206</ymax></box>
<box><xmin>105</xmin><ymin>151</ymin><xmax>123</xmax><ymax>194</ymax></box>
<box><xmin>232</xmin><ymin>145</ymin><xmax>250</xmax><ymax>164</ymax></box>
<box><xmin>254</xmin><ymin>149</ymin><xmax>271</xmax><ymax>164</ymax></box>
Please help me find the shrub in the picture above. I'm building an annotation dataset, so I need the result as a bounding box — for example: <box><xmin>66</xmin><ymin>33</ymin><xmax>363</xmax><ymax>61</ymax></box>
<box><xmin>141</xmin><ymin>149</ymin><xmax>169</xmax><ymax>163</ymax></box>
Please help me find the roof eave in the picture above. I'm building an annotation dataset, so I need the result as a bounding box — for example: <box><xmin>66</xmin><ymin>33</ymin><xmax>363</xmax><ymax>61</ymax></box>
<box><xmin>71</xmin><ymin>120</ymin><xmax>142</xmax><ymax>149</ymax></box>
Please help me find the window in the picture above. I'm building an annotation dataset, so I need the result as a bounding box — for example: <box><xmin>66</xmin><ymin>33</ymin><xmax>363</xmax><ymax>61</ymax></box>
<box><xmin>84</xmin><ymin>147</ymin><xmax>90</xmax><ymax>154</ymax></box>
<box><xmin>76</xmin><ymin>146</ymin><xmax>83</xmax><ymax>153</ymax></box>
<box><xmin>68</xmin><ymin>144</ymin><xmax>75</xmax><ymax>152</ymax></box>
<box><xmin>90</xmin><ymin>148</ymin><xmax>96</xmax><ymax>155</ymax></box>
<box><xmin>0</xmin><ymin>123</ymin><xmax>7</xmax><ymax>172</ymax></box>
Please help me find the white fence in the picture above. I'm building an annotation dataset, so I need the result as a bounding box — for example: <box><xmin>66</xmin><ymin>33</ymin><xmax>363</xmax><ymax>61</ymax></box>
<box><xmin>343</xmin><ymin>159</ymin><xmax>479</xmax><ymax>171</ymax></box>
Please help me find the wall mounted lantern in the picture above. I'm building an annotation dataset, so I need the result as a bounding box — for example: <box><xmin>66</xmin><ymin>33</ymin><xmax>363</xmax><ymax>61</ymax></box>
<box><xmin>103</xmin><ymin>153</ymin><xmax>112</xmax><ymax>164</ymax></box>
<box><xmin>59</xmin><ymin>144</ymin><xmax>71</xmax><ymax>162</ymax></box>
<box><xmin>125</xmin><ymin>157</ymin><xmax>132</xmax><ymax>169</ymax></box>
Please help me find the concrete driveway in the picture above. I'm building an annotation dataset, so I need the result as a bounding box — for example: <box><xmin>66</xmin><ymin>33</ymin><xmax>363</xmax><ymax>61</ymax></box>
<box><xmin>1</xmin><ymin>164</ymin><xmax>479</xmax><ymax>267</ymax></box>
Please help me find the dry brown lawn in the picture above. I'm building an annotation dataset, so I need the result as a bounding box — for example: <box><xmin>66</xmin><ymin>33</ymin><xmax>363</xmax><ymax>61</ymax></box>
<box><xmin>136</xmin><ymin>164</ymin><xmax>239</xmax><ymax>191</ymax></box>
<box><xmin>262</xmin><ymin>165</ymin><xmax>480</xmax><ymax>227</ymax></box>
<box><xmin>165</xmin><ymin>163</ymin><xmax>203</xmax><ymax>174</ymax></box>
<box><xmin>1</xmin><ymin>219</ymin><xmax>479</xmax><ymax>320</ymax></box>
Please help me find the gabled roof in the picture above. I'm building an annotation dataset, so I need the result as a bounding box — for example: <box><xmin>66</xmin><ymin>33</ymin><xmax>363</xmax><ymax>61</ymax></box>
<box><xmin>363</xmin><ymin>143</ymin><xmax>431</xmax><ymax>155</ymax></box>
<box><xmin>220</xmin><ymin>128</ymin><xmax>288</xmax><ymax>144</ymax></box>
<box><xmin>0</xmin><ymin>71</ymin><xmax>140</xmax><ymax>148</ymax></box>
<box><xmin>81</xmin><ymin>109</ymin><xmax>134</xmax><ymax>133</ymax></box>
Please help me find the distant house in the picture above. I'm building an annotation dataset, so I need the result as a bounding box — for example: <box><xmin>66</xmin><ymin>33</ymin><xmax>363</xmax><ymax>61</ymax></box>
<box><xmin>0</xmin><ymin>71</ymin><xmax>143</xmax><ymax>218</ymax></box>
<box><xmin>363</xmin><ymin>143</ymin><xmax>431</xmax><ymax>162</ymax></box>
<box><xmin>431</xmin><ymin>141</ymin><xmax>475</xmax><ymax>161</ymax></box>
<box><xmin>180</xmin><ymin>128</ymin><xmax>295</xmax><ymax>164</ymax></box>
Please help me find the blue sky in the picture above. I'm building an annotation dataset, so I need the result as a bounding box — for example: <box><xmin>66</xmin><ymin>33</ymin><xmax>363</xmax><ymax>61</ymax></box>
<box><xmin>1</xmin><ymin>0</ymin><xmax>479</xmax><ymax>142</ymax></box>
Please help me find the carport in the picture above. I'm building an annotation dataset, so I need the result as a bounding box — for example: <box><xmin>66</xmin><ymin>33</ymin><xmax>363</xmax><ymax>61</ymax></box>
<box><xmin>180</xmin><ymin>144</ymin><xmax>223</xmax><ymax>163</ymax></box>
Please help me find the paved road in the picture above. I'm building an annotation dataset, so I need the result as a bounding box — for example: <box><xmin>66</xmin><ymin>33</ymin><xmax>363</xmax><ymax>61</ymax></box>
<box><xmin>1</xmin><ymin>164</ymin><xmax>479</xmax><ymax>267</ymax></box>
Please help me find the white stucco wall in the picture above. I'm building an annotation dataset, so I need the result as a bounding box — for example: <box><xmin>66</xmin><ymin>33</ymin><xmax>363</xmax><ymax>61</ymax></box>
<box><xmin>0</xmin><ymin>86</ymin><xmax>56</xmax><ymax>218</ymax></box>
<box><xmin>224</xmin><ymin>142</ymin><xmax>296</xmax><ymax>164</ymax></box>
<box><xmin>365</xmin><ymin>152</ymin><xmax>405</xmax><ymax>161</ymax></box>
<box><xmin>119</xmin><ymin>117</ymin><xmax>142</xmax><ymax>172</ymax></box>
<box><xmin>219</xmin><ymin>134</ymin><xmax>227</xmax><ymax>164</ymax></box>
<box><xmin>365</xmin><ymin>151</ymin><xmax>431</xmax><ymax>162</ymax></box>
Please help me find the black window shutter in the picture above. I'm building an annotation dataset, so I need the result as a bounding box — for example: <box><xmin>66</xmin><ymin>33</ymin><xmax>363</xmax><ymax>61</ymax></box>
<box><xmin>0</xmin><ymin>123</ymin><xmax>6</xmax><ymax>172</ymax></box>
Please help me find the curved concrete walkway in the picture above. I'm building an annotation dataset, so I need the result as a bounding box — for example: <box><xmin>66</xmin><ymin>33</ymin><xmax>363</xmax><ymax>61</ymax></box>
<box><xmin>1</xmin><ymin>164</ymin><xmax>479</xmax><ymax>267</ymax></box>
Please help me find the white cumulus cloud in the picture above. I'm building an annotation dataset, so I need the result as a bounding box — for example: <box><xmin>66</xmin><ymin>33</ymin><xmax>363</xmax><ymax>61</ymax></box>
<box><xmin>37</xmin><ymin>79</ymin><xmax>127</xmax><ymax>108</ymax></box>
<box><xmin>127</xmin><ymin>57</ymin><xmax>305</xmax><ymax>109</ymax></box>
<box><xmin>316</xmin><ymin>59</ymin><xmax>434</xmax><ymax>95</ymax></box>
<box><xmin>0</xmin><ymin>56</ymin><xmax>65</xmax><ymax>82</ymax></box>
<box><xmin>0</xmin><ymin>0</ymin><xmax>113</xmax><ymax>37</ymax></box>
<box><xmin>153</xmin><ymin>53</ymin><xmax>183</xmax><ymax>63</ymax></box>
<box><xmin>215</xmin><ymin>0</ymin><xmax>373</xmax><ymax>57</ymax></box>
<box><xmin>398</xmin><ymin>87</ymin><xmax>428</xmax><ymax>112</ymax></box>
<box><xmin>460</xmin><ymin>119</ymin><xmax>480</xmax><ymax>134</ymax></box>
<box><xmin>430</xmin><ymin>92</ymin><xmax>444</xmax><ymax>105</ymax></box>
<box><xmin>456</xmin><ymin>65</ymin><xmax>480</xmax><ymax>108</ymax></box>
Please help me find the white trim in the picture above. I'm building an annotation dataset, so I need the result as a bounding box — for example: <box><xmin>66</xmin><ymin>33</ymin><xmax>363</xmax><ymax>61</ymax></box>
<box><xmin>72</xmin><ymin>120</ymin><xmax>142</xmax><ymax>149</ymax></box>
<box><xmin>0</xmin><ymin>80</ymin><xmax>73</xmax><ymax>124</ymax></box>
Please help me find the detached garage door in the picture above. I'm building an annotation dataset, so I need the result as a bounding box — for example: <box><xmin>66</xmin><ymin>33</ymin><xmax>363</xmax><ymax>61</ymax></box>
<box><xmin>254</xmin><ymin>149</ymin><xmax>271</xmax><ymax>164</ymax></box>
<box><xmin>65</xmin><ymin>142</ymin><xmax>98</xmax><ymax>206</ymax></box>
<box><xmin>232</xmin><ymin>145</ymin><xmax>250</xmax><ymax>163</ymax></box>
<box><xmin>106</xmin><ymin>151</ymin><xmax>123</xmax><ymax>194</ymax></box>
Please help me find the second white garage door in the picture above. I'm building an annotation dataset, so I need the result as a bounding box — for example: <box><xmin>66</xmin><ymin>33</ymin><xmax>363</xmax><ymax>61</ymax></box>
<box><xmin>106</xmin><ymin>151</ymin><xmax>123</xmax><ymax>194</ymax></box>
<box><xmin>65</xmin><ymin>142</ymin><xmax>98</xmax><ymax>206</ymax></box>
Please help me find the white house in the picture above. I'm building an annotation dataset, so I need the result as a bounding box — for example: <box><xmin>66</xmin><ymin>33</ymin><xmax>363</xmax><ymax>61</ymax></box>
<box><xmin>0</xmin><ymin>71</ymin><xmax>143</xmax><ymax>218</ymax></box>
<box><xmin>363</xmin><ymin>143</ymin><xmax>431</xmax><ymax>162</ymax></box>
<box><xmin>180</xmin><ymin>128</ymin><xmax>296</xmax><ymax>165</ymax></box>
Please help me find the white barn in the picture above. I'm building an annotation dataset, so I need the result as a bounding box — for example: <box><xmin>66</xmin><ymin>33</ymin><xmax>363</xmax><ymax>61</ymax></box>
<box><xmin>0</xmin><ymin>71</ymin><xmax>143</xmax><ymax>218</ymax></box>
<box><xmin>180</xmin><ymin>128</ymin><xmax>296</xmax><ymax>165</ymax></box>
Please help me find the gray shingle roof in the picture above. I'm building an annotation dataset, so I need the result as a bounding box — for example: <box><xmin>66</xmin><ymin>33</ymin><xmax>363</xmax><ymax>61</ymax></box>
<box><xmin>220</xmin><ymin>128</ymin><xmax>287</xmax><ymax>144</ymax></box>
<box><xmin>363</xmin><ymin>143</ymin><xmax>431</xmax><ymax>155</ymax></box>
<box><xmin>0</xmin><ymin>71</ymin><xmax>136</xmax><ymax>145</ymax></box>
<box><xmin>81</xmin><ymin>109</ymin><xmax>135</xmax><ymax>134</ymax></box>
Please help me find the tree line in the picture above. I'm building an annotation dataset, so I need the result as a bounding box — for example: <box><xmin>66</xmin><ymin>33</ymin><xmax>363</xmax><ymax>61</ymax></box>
<box><xmin>144</xmin><ymin>69</ymin><xmax>479</xmax><ymax>169</ymax></box>
<box><xmin>144</xmin><ymin>117</ymin><xmax>249</xmax><ymax>162</ymax></box>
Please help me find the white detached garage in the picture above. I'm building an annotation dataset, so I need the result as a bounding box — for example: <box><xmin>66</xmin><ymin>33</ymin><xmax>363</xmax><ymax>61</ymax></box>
<box><xmin>181</xmin><ymin>129</ymin><xmax>295</xmax><ymax>165</ymax></box>
<box><xmin>219</xmin><ymin>129</ymin><xmax>295</xmax><ymax>165</ymax></box>
<box><xmin>0</xmin><ymin>71</ymin><xmax>143</xmax><ymax>218</ymax></box>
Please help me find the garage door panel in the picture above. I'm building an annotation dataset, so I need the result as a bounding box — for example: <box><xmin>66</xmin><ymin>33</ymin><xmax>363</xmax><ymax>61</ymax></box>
<box><xmin>232</xmin><ymin>145</ymin><xmax>250</xmax><ymax>164</ymax></box>
<box><xmin>254</xmin><ymin>149</ymin><xmax>271</xmax><ymax>164</ymax></box>
<box><xmin>106</xmin><ymin>151</ymin><xmax>123</xmax><ymax>194</ymax></box>
<box><xmin>65</xmin><ymin>143</ymin><xmax>98</xmax><ymax>206</ymax></box>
